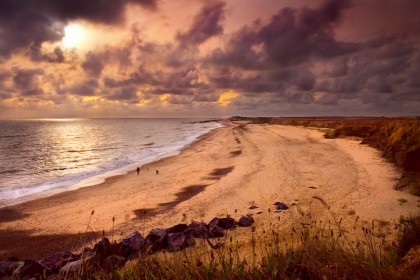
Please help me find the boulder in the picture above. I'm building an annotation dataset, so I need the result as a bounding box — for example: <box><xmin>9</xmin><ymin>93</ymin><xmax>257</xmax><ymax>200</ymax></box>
<box><xmin>208</xmin><ymin>217</ymin><xmax>220</xmax><ymax>230</ymax></box>
<box><xmin>102</xmin><ymin>255</ymin><xmax>126</xmax><ymax>272</ymax></box>
<box><xmin>167</xmin><ymin>232</ymin><xmax>186</xmax><ymax>252</ymax></box>
<box><xmin>238</xmin><ymin>215</ymin><xmax>254</xmax><ymax>227</ymax></box>
<box><xmin>94</xmin><ymin>237</ymin><xmax>111</xmax><ymax>265</ymax></box>
<box><xmin>13</xmin><ymin>259</ymin><xmax>48</xmax><ymax>280</ymax></box>
<box><xmin>208</xmin><ymin>226</ymin><xmax>224</xmax><ymax>238</ymax></box>
<box><xmin>145</xmin><ymin>228</ymin><xmax>167</xmax><ymax>252</ymax></box>
<box><xmin>167</xmin><ymin>230</ymin><xmax>197</xmax><ymax>252</ymax></box>
<box><xmin>59</xmin><ymin>252</ymin><xmax>100</xmax><ymax>278</ymax></box>
<box><xmin>189</xmin><ymin>221</ymin><xmax>209</xmax><ymax>238</ymax></box>
<box><xmin>0</xmin><ymin>257</ymin><xmax>22</xmax><ymax>277</ymax></box>
<box><xmin>121</xmin><ymin>231</ymin><xmax>145</xmax><ymax>259</ymax></box>
<box><xmin>165</xmin><ymin>224</ymin><xmax>188</xmax><ymax>234</ymax></box>
<box><xmin>184</xmin><ymin>229</ymin><xmax>196</xmax><ymax>248</ymax></box>
<box><xmin>59</xmin><ymin>259</ymin><xmax>83</xmax><ymax>277</ymax></box>
<box><xmin>274</xmin><ymin>202</ymin><xmax>289</xmax><ymax>211</ymax></box>
<box><xmin>40</xmin><ymin>251</ymin><xmax>78</xmax><ymax>273</ymax></box>
<box><xmin>218</xmin><ymin>217</ymin><xmax>236</xmax><ymax>230</ymax></box>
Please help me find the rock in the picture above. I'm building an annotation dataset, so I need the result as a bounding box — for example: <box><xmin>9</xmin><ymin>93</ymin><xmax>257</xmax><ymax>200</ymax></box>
<box><xmin>238</xmin><ymin>215</ymin><xmax>254</xmax><ymax>227</ymax></box>
<box><xmin>145</xmin><ymin>228</ymin><xmax>167</xmax><ymax>252</ymax></box>
<box><xmin>165</xmin><ymin>223</ymin><xmax>188</xmax><ymax>233</ymax></box>
<box><xmin>208</xmin><ymin>217</ymin><xmax>225</xmax><ymax>238</ymax></box>
<box><xmin>167</xmin><ymin>232</ymin><xmax>186</xmax><ymax>252</ymax></box>
<box><xmin>94</xmin><ymin>237</ymin><xmax>111</xmax><ymax>265</ymax></box>
<box><xmin>189</xmin><ymin>221</ymin><xmax>209</xmax><ymax>238</ymax></box>
<box><xmin>249</xmin><ymin>205</ymin><xmax>259</xmax><ymax>209</ymax></box>
<box><xmin>218</xmin><ymin>217</ymin><xmax>236</xmax><ymax>230</ymax></box>
<box><xmin>274</xmin><ymin>202</ymin><xmax>289</xmax><ymax>211</ymax></box>
<box><xmin>184</xmin><ymin>229</ymin><xmax>196</xmax><ymax>248</ymax></box>
<box><xmin>167</xmin><ymin>230</ymin><xmax>197</xmax><ymax>252</ymax></box>
<box><xmin>121</xmin><ymin>231</ymin><xmax>145</xmax><ymax>259</ymax></box>
<box><xmin>13</xmin><ymin>259</ymin><xmax>48</xmax><ymax>280</ymax></box>
<box><xmin>208</xmin><ymin>217</ymin><xmax>219</xmax><ymax>229</ymax></box>
<box><xmin>40</xmin><ymin>251</ymin><xmax>78</xmax><ymax>273</ymax></box>
<box><xmin>102</xmin><ymin>255</ymin><xmax>126</xmax><ymax>272</ymax></box>
<box><xmin>59</xmin><ymin>252</ymin><xmax>100</xmax><ymax>278</ymax></box>
<box><xmin>208</xmin><ymin>226</ymin><xmax>224</xmax><ymax>238</ymax></box>
<box><xmin>59</xmin><ymin>260</ymin><xmax>83</xmax><ymax>277</ymax></box>
<box><xmin>0</xmin><ymin>257</ymin><xmax>22</xmax><ymax>276</ymax></box>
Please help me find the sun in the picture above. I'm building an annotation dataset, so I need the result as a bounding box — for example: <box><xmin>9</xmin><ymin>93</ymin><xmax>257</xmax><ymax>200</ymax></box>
<box><xmin>62</xmin><ymin>23</ymin><xmax>86</xmax><ymax>48</ymax></box>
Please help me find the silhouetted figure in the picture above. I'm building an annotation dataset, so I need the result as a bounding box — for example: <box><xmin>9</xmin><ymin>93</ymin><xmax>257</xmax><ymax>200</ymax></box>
<box><xmin>156</xmin><ymin>169</ymin><xmax>159</xmax><ymax>175</ymax></box>
<box><xmin>136</xmin><ymin>167</ymin><xmax>140</xmax><ymax>175</ymax></box>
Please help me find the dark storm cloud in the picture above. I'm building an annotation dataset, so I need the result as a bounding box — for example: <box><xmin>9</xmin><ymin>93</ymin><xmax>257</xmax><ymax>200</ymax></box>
<box><xmin>0</xmin><ymin>92</ymin><xmax>12</xmax><ymax>100</ymax></box>
<box><xmin>166</xmin><ymin>1</ymin><xmax>225</xmax><ymax>68</ymax></box>
<box><xmin>12</xmin><ymin>68</ymin><xmax>44</xmax><ymax>93</ymax></box>
<box><xmin>0</xmin><ymin>0</ymin><xmax>158</xmax><ymax>58</ymax></box>
<box><xmin>82</xmin><ymin>51</ymin><xmax>105</xmax><ymax>77</ymax></box>
<box><xmin>106</xmin><ymin>87</ymin><xmax>138</xmax><ymax>102</ymax></box>
<box><xmin>176</xmin><ymin>1</ymin><xmax>225</xmax><ymax>45</ymax></box>
<box><xmin>207</xmin><ymin>0</ymin><xmax>356</xmax><ymax>69</ymax></box>
<box><xmin>66</xmin><ymin>79</ymin><xmax>99</xmax><ymax>96</ymax></box>
<box><xmin>29</xmin><ymin>46</ymin><xmax>66</xmax><ymax>63</ymax></box>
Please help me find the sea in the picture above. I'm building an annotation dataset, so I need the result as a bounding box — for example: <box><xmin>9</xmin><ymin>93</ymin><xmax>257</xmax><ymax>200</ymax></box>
<box><xmin>0</xmin><ymin>118</ymin><xmax>222</xmax><ymax>207</ymax></box>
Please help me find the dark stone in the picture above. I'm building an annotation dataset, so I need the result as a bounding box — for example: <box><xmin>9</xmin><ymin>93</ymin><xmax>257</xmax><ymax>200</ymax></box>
<box><xmin>208</xmin><ymin>226</ymin><xmax>224</xmax><ymax>238</ymax></box>
<box><xmin>59</xmin><ymin>252</ymin><xmax>100</xmax><ymax>277</ymax></box>
<box><xmin>40</xmin><ymin>251</ymin><xmax>78</xmax><ymax>273</ymax></box>
<box><xmin>274</xmin><ymin>202</ymin><xmax>289</xmax><ymax>211</ymax></box>
<box><xmin>218</xmin><ymin>217</ymin><xmax>236</xmax><ymax>230</ymax></box>
<box><xmin>165</xmin><ymin>223</ymin><xmax>188</xmax><ymax>234</ymax></box>
<box><xmin>208</xmin><ymin>217</ymin><xmax>219</xmax><ymax>229</ymax></box>
<box><xmin>184</xmin><ymin>229</ymin><xmax>196</xmax><ymax>247</ymax></box>
<box><xmin>13</xmin><ymin>259</ymin><xmax>48</xmax><ymax>280</ymax></box>
<box><xmin>109</xmin><ymin>242</ymin><xmax>124</xmax><ymax>257</ymax></box>
<box><xmin>145</xmin><ymin>228</ymin><xmax>167</xmax><ymax>252</ymax></box>
<box><xmin>102</xmin><ymin>255</ymin><xmax>126</xmax><ymax>272</ymax></box>
<box><xmin>121</xmin><ymin>231</ymin><xmax>145</xmax><ymax>259</ymax></box>
<box><xmin>167</xmin><ymin>232</ymin><xmax>186</xmax><ymax>252</ymax></box>
<box><xmin>94</xmin><ymin>237</ymin><xmax>111</xmax><ymax>265</ymax></box>
<box><xmin>0</xmin><ymin>257</ymin><xmax>22</xmax><ymax>276</ymax></box>
<box><xmin>59</xmin><ymin>260</ymin><xmax>83</xmax><ymax>277</ymax></box>
<box><xmin>238</xmin><ymin>215</ymin><xmax>254</xmax><ymax>227</ymax></box>
<box><xmin>249</xmin><ymin>205</ymin><xmax>259</xmax><ymax>209</ymax></box>
<box><xmin>167</xmin><ymin>230</ymin><xmax>197</xmax><ymax>252</ymax></box>
<box><xmin>208</xmin><ymin>217</ymin><xmax>225</xmax><ymax>238</ymax></box>
<box><xmin>189</xmin><ymin>221</ymin><xmax>209</xmax><ymax>238</ymax></box>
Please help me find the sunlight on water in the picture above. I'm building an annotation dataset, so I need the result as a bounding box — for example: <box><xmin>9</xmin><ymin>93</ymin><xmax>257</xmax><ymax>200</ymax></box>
<box><xmin>0</xmin><ymin>119</ymin><xmax>221</xmax><ymax>207</ymax></box>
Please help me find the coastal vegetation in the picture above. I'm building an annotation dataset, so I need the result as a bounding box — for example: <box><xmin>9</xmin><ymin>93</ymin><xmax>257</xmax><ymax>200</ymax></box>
<box><xmin>2</xmin><ymin>206</ymin><xmax>419</xmax><ymax>279</ymax></box>
<box><xmin>230</xmin><ymin>116</ymin><xmax>420</xmax><ymax>196</ymax></box>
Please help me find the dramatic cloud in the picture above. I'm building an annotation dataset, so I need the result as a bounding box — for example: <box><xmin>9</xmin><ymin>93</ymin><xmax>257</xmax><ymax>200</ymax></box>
<box><xmin>176</xmin><ymin>1</ymin><xmax>226</xmax><ymax>46</ymax></box>
<box><xmin>0</xmin><ymin>0</ymin><xmax>157</xmax><ymax>58</ymax></box>
<box><xmin>0</xmin><ymin>0</ymin><xmax>419</xmax><ymax>118</ymax></box>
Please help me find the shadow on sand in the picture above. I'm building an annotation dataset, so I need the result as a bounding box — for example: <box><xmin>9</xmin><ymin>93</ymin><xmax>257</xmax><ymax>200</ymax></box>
<box><xmin>0</xmin><ymin>229</ymin><xmax>99</xmax><ymax>260</ymax></box>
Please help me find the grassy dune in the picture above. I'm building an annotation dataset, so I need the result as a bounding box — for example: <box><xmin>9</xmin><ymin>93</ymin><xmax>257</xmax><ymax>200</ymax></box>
<box><xmin>76</xmin><ymin>212</ymin><xmax>420</xmax><ymax>279</ymax></box>
<box><xmin>231</xmin><ymin>117</ymin><xmax>420</xmax><ymax>196</ymax></box>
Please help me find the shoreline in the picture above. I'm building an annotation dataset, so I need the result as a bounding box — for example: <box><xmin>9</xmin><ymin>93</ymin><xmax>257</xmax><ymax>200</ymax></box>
<box><xmin>0</xmin><ymin>121</ymin><xmax>224</xmax><ymax>209</ymax></box>
<box><xmin>0</xmin><ymin>122</ymin><xmax>418</xmax><ymax>259</ymax></box>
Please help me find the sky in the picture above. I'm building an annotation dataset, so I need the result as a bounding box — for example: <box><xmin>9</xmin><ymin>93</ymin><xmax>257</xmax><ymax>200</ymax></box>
<box><xmin>0</xmin><ymin>0</ymin><xmax>419</xmax><ymax>118</ymax></box>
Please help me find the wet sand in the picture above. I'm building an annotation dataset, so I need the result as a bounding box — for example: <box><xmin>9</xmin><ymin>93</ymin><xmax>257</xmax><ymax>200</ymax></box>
<box><xmin>0</xmin><ymin>123</ymin><xmax>418</xmax><ymax>259</ymax></box>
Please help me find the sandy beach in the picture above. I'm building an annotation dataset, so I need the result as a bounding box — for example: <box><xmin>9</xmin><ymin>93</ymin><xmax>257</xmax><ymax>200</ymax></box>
<box><xmin>0</xmin><ymin>122</ymin><xmax>418</xmax><ymax>259</ymax></box>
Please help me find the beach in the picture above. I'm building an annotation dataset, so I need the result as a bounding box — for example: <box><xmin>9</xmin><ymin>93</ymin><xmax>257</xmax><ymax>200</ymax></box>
<box><xmin>0</xmin><ymin>122</ymin><xmax>418</xmax><ymax>259</ymax></box>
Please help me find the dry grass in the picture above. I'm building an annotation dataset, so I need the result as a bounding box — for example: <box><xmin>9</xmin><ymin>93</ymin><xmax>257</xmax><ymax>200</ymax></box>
<box><xmin>68</xmin><ymin>208</ymin><xmax>420</xmax><ymax>279</ymax></box>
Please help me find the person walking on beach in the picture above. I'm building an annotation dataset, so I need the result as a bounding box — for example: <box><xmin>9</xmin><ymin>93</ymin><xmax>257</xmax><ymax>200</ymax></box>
<box><xmin>136</xmin><ymin>167</ymin><xmax>140</xmax><ymax>175</ymax></box>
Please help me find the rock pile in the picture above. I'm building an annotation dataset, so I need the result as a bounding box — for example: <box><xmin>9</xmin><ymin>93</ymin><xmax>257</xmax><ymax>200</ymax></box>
<box><xmin>0</xmin><ymin>215</ymin><xmax>254</xmax><ymax>279</ymax></box>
